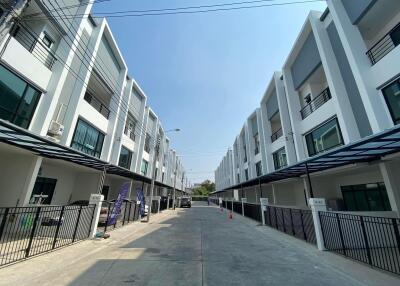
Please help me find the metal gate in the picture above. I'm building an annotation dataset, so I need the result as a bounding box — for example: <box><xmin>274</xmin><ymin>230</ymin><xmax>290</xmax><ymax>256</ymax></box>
<box><xmin>319</xmin><ymin>211</ymin><xmax>400</xmax><ymax>275</ymax></box>
<box><xmin>0</xmin><ymin>204</ymin><xmax>95</xmax><ymax>267</ymax></box>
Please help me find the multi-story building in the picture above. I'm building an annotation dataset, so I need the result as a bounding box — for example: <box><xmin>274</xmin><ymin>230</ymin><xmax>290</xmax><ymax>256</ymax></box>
<box><xmin>215</xmin><ymin>1</ymin><xmax>400</xmax><ymax>216</ymax></box>
<box><xmin>0</xmin><ymin>1</ymin><xmax>185</xmax><ymax>207</ymax></box>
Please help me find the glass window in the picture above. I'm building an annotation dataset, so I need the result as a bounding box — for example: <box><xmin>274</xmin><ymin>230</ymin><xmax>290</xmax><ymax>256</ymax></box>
<box><xmin>124</xmin><ymin>112</ymin><xmax>137</xmax><ymax>141</ymax></box>
<box><xmin>255</xmin><ymin>161</ymin><xmax>262</xmax><ymax>177</ymax></box>
<box><xmin>71</xmin><ymin>119</ymin><xmax>104</xmax><ymax>158</ymax></box>
<box><xmin>305</xmin><ymin>118</ymin><xmax>343</xmax><ymax>157</ymax></box>
<box><xmin>0</xmin><ymin>65</ymin><xmax>41</xmax><ymax>128</ymax></box>
<box><xmin>273</xmin><ymin>147</ymin><xmax>287</xmax><ymax>170</ymax></box>
<box><xmin>341</xmin><ymin>183</ymin><xmax>391</xmax><ymax>212</ymax></box>
<box><xmin>144</xmin><ymin>133</ymin><xmax>151</xmax><ymax>153</ymax></box>
<box><xmin>141</xmin><ymin>159</ymin><xmax>148</xmax><ymax>176</ymax></box>
<box><xmin>382</xmin><ymin>79</ymin><xmax>400</xmax><ymax>125</ymax></box>
<box><xmin>118</xmin><ymin>146</ymin><xmax>132</xmax><ymax>169</ymax></box>
<box><xmin>254</xmin><ymin>133</ymin><xmax>260</xmax><ymax>155</ymax></box>
<box><xmin>42</xmin><ymin>33</ymin><xmax>53</xmax><ymax>48</ymax></box>
<box><xmin>244</xmin><ymin>169</ymin><xmax>249</xmax><ymax>181</ymax></box>
<box><xmin>390</xmin><ymin>24</ymin><xmax>400</xmax><ymax>46</ymax></box>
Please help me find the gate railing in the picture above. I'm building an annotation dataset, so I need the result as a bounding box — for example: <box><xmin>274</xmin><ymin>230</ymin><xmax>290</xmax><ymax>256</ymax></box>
<box><xmin>319</xmin><ymin>211</ymin><xmax>400</xmax><ymax>275</ymax></box>
<box><xmin>221</xmin><ymin>200</ymin><xmax>262</xmax><ymax>222</ymax></box>
<box><xmin>265</xmin><ymin>206</ymin><xmax>316</xmax><ymax>245</ymax></box>
<box><xmin>101</xmin><ymin>200</ymin><xmax>139</xmax><ymax>233</ymax></box>
<box><xmin>0</xmin><ymin>204</ymin><xmax>95</xmax><ymax>267</ymax></box>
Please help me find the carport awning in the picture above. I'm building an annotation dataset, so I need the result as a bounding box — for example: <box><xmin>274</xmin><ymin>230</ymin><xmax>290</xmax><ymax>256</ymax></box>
<box><xmin>213</xmin><ymin>124</ymin><xmax>400</xmax><ymax>194</ymax></box>
<box><xmin>0</xmin><ymin>120</ymin><xmax>171</xmax><ymax>188</ymax></box>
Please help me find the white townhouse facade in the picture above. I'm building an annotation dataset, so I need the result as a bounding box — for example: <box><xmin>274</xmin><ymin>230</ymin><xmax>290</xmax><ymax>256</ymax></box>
<box><xmin>0</xmin><ymin>1</ymin><xmax>185</xmax><ymax>207</ymax></box>
<box><xmin>215</xmin><ymin>1</ymin><xmax>400</xmax><ymax>217</ymax></box>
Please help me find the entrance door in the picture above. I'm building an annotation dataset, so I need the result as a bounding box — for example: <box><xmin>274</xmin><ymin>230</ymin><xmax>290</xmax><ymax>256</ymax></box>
<box><xmin>341</xmin><ymin>182</ymin><xmax>391</xmax><ymax>212</ymax></box>
<box><xmin>102</xmin><ymin>186</ymin><xmax>109</xmax><ymax>201</ymax></box>
<box><xmin>29</xmin><ymin>177</ymin><xmax>57</xmax><ymax>205</ymax></box>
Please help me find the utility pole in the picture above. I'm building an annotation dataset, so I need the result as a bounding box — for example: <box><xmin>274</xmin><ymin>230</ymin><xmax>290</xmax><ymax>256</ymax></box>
<box><xmin>172</xmin><ymin>158</ymin><xmax>178</xmax><ymax>210</ymax></box>
<box><xmin>146</xmin><ymin>137</ymin><xmax>161</xmax><ymax>222</ymax></box>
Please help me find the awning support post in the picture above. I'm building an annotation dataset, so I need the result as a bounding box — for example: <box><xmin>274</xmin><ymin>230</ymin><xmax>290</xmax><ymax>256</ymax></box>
<box><xmin>305</xmin><ymin>163</ymin><xmax>314</xmax><ymax>198</ymax></box>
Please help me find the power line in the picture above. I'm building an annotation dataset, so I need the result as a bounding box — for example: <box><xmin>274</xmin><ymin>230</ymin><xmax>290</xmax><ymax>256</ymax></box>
<box><xmin>22</xmin><ymin>0</ymin><xmax>324</xmax><ymax>21</ymax></box>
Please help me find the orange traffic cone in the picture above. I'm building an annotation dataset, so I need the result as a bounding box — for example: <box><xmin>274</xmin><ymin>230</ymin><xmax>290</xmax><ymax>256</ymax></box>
<box><xmin>229</xmin><ymin>211</ymin><xmax>233</xmax><ymax>219</ymax></box>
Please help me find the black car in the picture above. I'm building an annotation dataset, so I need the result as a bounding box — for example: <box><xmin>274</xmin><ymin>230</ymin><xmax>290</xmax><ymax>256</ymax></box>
<box><xmin>180</xmin><ymin>197</ymin><xmax>191</xmax><ymax>208</ymax></box>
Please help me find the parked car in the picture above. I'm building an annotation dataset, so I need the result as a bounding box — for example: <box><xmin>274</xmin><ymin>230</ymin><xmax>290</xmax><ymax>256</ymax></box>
<box><xmin>180</xmin><ymin>197</ymin><xmax>192</xmax><ymax>208</ymax></box>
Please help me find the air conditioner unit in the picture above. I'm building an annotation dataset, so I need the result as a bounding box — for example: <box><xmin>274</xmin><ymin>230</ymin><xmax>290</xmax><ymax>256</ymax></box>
<box><xmin>47</xmin><ymin>120</ymin><xmax>64</xmax><ymax>142</ymax></box>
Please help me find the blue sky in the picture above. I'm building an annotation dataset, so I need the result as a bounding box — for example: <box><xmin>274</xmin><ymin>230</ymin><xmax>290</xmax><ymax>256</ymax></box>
<box><xmin>93</xmin><ymin>0</ymin><xmax>327</xmax><ymax>184</ymax></box>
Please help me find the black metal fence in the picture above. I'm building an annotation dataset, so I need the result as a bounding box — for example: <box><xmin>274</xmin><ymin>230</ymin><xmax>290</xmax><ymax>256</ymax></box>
<box><xmin>265</xmin><ymin>206</ymin><xmax>316</xmax><ymax>245</ymax></box>
<box><xmin>10</xmin><ymin>23</ymin><xmax>57</xmax><ymax>69</ymax></box>
<box><xmin>243</xmin><ymin>203</ymin><xmax>262</xmax><ymax>222</ymax></box>
<box><xmin>366</xmin><ymin>22</ymin><xmax>400</xmax><ymax>65</ymax></box>
<box><xmin>100</xmin><ymin>200</ymin><xmax>140</xmax><ymax>233</ymax></box>
<box><xmin>319</xmin><ymin>211</ymin><xmax>400</xmax><ymax>275</ymax></box>
<box><xmin>0</xmin><ymin>204</ymin><xmax>95</xmax><ymax>267</ymax></box>
<box><xmin>232</xmin><ymin>201</ymin><xmax>242</xmax><ymax>214</ymax></box>
<box><xmin>300</xmin><ymin>87</ymin><xmax>331</xmax><ymax>119</ymax></box>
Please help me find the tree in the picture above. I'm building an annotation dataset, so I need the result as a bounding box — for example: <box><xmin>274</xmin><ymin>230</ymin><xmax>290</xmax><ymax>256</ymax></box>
<box><xmin>193</xmin><ymin>180</ymin><xmax>215</xmax><ymax>196</ymax></box>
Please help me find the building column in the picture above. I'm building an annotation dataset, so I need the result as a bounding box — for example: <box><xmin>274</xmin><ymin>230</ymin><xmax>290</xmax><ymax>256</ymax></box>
<box><xmin>379</xmin><ymin>161</ymin><xmax>400</xmax><ymax>216</ymax></box>
<box><xmin>282</xmin><ymin>68</ymin><xmax>307</xmax><ymax>161</ymax></box>
<box><xmin>18</xmin><ymin>156</ymin><xmax>43</xmax><ymax>206</ymax></box>
<box><xmin>310</xmin><ymin>12</ymin><xmax>361</xmax><ymax>143</ymax></box>
<box><xmin>327</xmin><ymin>0</ymin><xmax>393</xmax><ymax>132</ymax></box>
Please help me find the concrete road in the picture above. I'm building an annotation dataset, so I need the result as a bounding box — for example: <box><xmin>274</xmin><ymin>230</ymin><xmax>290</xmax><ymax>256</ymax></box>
<box><xmin>0</xmin><ymin>202</ymin><xmax>399</xmax><ymax>286</ymax></box>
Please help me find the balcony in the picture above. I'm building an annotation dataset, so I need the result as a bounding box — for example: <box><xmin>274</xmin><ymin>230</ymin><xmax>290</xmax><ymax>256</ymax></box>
<box><xmin>84</xmin><ymin>92</ymin><xmax>110</xmax><ymax>119</ymax></box>
<box><xmin>11</xmin><ymin>24</ymin><xmax>57</xmax><ymax>70</ymax></box>
<box><xmin>124</xmin><ymin>125</ymin><xmax>136</xmax><ymax>141</ymax></box>
<box><xmin>271</xmin><ymin>127</ymin><xmax>283</xmax><ymax>143</ymax></box>
<box><xmin>300</xmin><ymin>88</ymin><xmax>331</xmax><ymax>120</ymax></box>
<box><xmin>366</xmin><ymin>22</ymin><xmax>400</xmax><ymax>65</ymax></box>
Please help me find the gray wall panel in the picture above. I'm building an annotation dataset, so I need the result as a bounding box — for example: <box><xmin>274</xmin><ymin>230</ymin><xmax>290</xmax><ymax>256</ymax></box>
<box><xmin>266</xmin><ymin>91</ymin><xmax>279</xmax><ymax>119</ymax></box>
<box><xmin>291</xmin><ymin>32</ymin><xmax>321</xmax><ymax>90</ymax></box>
<box><xmin>327</xmin><ymin>22</ymin><xmax>372</xmax><ymax>137</ymax></box>
<box><xmin>341</xmin><ymin>0</ymin><xmax>377</xmax><ymax>24</ymax></box>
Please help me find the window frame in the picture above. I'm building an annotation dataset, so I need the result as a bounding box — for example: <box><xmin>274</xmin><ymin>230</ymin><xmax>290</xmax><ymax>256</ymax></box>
<box><xmin>273</xmin><ymin>147</ymin><xmax>287</xmax><ymax>170</ymax></box>
<box><xmin>118</xmin><ymin>146</ymin><xmax>133</xmax><ymax>169</ymax></box>
<box><xmin>304</xmin><ymin>117</ymin><xmax>344</xmax><ymax>157</ymax></box>
<box><xmin>0</xmin><ymin>64</ymin><xmax>42</xmax><ymax>129</ymax></box>
<box><xmin>70</xmin><ymin>118</ymin><xmax>105</xmax><ymax>158</ymax></box>
<box><xmin>382</xmin><ymin>77</ymin><xmax>400</xmax><ymax>125</ymax></box>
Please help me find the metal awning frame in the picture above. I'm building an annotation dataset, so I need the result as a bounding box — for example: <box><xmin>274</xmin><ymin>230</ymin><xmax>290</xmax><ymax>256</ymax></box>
<box><xmin>0</xmin><ymin>120</ymin><xmax>173</xmax><ymax>189</ymax></box>
<box><xmin>214</xmin><ymin>124</ymin><xmax>400</xmax><ymax>194</ymax></box>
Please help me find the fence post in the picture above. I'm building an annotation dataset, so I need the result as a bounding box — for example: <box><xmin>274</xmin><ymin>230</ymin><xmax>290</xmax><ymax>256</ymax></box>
<box><xmin>300</xmin><ymin>211</ymin><xmax>307</xmax><ymax>241</ymax></box>
<box><xmin>289</xmin><ymin>209</ymin><xmax>295</xmax><ymax>236</ymax></box>
<box><xmin>260</xmin><ymin>198</ymin><xmax>268</xmax><ymax>226</ymax></box>
<box><xmin>25</xmin><ymin>207</ymin><xmax>41</xmax><ymax>258</ymax></box>
<box><xmin>281</xmin><ymin>208</ymin><xmax>286</xmax><ymax>232</ymax></box>
<box><xmin>274</xmin><ymin>207</ymin><xmax>278</xmax><ymax>229</ymax></box>
<box><xmin>89</xmin><ymin>194</ymin><xmax>104</xmax><ymax>238</ymax></box>
<box><xmin>127</xmin><ymin>202</ymin><xmax>131</xmax><ymax>223</ymax></box>
<box><xmin>335</xmin><ymin>213</ymin><xmax>346</xmax><ymax>256</ymax></box>
<box><xmin>52</xmin><ymin>206</ymin><xmax>65</xmax><ymax>249</ymax></box>
<box><xmin>72</xmin><ymin>205</ymin><xmax>83</xmax><ymax>243</ymax></box>
<box><xmin>0</xmin><ymin>208</ymin><xmax>9</xmax><ymax>242</ymax></box>
<box><xmin>241</xmin><ymin>198</ymin><xmax>245</xmax><ymax>216</ymax></box>
<box><xmin>392</xmin><ymin>218</ymin><xmax>400</xmax><ymax>255</ymax></box>
<box><xmin>122</xmin><ymin>201</ymin><xmax>127</xmax><ymax>226</ymax></box>
<box><xmin>359</xmin><ymin>216</ymin><xmax>372</xmax><ymax>265</ymax></box>
<box><xmin>309</xmin><ymin>198</ymin><xmax>327</xmax><ymax>251</ymax></box>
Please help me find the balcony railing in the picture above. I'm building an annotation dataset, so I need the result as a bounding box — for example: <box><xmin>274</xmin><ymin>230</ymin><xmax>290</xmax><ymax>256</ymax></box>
<box><xmin>271</xmin><ymin>127</ymin><xmax>283</xmax><ymax>143</ymax></box>
<box><xmin>366</xmin><ymin>22</ymin><xmax>400</xmax><ymax>65</ymax></box>
<box><xmin>84</xmin><ymin>92</ymin><xmax>110</xmax><ymax>119</ymax></box>
<box><xmin>124</xmin><ymin>125</ymin><xmax>136</xmax><ymax>141</ymax></box>
<box><xmin>10</xmin><ymin>23</ymin><xmax>57</xmax><ymax>70</ymax></box>
<box><xmin>300</xmin><ymin>88</ymin><xmax>331</xmax><ymax>120</ymax></box>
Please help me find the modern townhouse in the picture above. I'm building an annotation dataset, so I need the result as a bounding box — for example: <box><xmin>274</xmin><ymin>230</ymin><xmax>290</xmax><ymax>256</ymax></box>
<box><xmin>0</xmin><ymin>1</ymin><xmax>186</xmax><ymax>208</ymax></box>
<box><xmin>215</xmin><ymin>2</ymin><xmax>400</xmax><ymax>216</ymax></box>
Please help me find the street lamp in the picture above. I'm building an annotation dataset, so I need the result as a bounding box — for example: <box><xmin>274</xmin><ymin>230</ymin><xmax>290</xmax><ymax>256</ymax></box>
<box><xmin>146</xmin><ymin>128</ymin><xmax>180</xmax><ymax>222</ymax></box>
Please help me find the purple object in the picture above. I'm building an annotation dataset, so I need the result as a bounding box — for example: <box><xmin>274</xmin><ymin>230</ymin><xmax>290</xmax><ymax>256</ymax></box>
<box><xmin>107</xmin><ymin>182</ymin><xmax>130</xmax><ymax>225</ymax></box>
